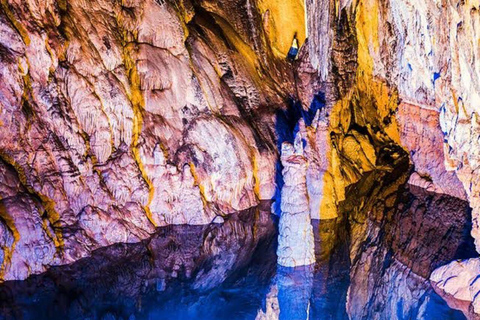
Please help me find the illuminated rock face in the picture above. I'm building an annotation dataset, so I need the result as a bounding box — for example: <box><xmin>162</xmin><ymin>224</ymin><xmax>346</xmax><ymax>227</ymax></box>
<box><xmin>300</xmin><ymin>0</ymin><xmax>480</xmax><ymax>318</ymax></box>
<box><xmin>313</xmin><ymin>1</ymin><xmax>480</xmax><ymax>317</ymax></box>
<box><xmin>257</xmin><ymin>0</ymin><xmax>306</xmax><ymax>57</ymax></box>
<box><xmin>361</xmin><ymin>0</ymin><xmax>480</xmax><ymax>207</ymax></box>
<box><xmin>277</xmin><ymin>142</ymin><xmax>315</xmax><ymax>267</ymax></box>
<box><xmin>304</xmin><ymin>1</ymin><xmax>480</xmax><ymax>318</ymax></box>
<box><xmin>431</xmin><ymin>259</ymin><xmax>480</xmax><ymax>319</ymax></box>
<box><xmin>0</xmin><ymin>0</ymin><xmax>479</xmax><ymax>299</ymax></box>
<box><xmin>332</xmin><ymin>0</ymin><xmax>480</xmax><ymax>250</ymax></box>
<box><xmin>0</xmin><ymin>0</ymin><xmax>296</xmax><ymax>280</ymax></box>
<box><xmin>397</xmin><ymin>102</ymin><xmax>467</xmax><ymax>201</ymax></box>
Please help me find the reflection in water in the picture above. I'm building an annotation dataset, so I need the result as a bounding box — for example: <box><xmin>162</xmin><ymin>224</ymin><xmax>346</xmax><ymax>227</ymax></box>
<box><xmin>0</xmin><ymin>186</ymin><xmax>475</xmax><ymax>320</ymax></box>
<box><xmin>255</xmin><ymin>266</ymin><xmax>315</xmax><ymax>320</ymax></box>
<box><xmin>0</xmin><ymin>206</ymin><xmax>277</xmax><ymax>320</ymax></box>
<box><xmin>257</xmin><ymin>219</ymin><xmax>350</xmax><ymax>320</ymax></box>
<box><xmin>345</xmin><ymin>183</ymin><xmax>475</xmax><ymax>320</ymax></box>
<box><xmin>277</xmin><ymin>265</ymin><xmax>314</xmax><ymax>320</ymax></box>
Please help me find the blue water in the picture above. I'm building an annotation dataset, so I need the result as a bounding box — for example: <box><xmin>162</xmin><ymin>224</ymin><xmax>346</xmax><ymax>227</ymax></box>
<box><xmin>0</xmin><ymin>205</ymin><xmax>470</xmax><ymax>320</ymax></box>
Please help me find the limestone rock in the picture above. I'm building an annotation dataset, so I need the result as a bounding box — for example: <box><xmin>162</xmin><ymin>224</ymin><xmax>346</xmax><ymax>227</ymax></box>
<box><xmin>0</xmin><ymin>0</ymin><xmax>292</xmax><ymax>278</ymax></box>
<box><xmin>397</xmin><ymin>102</ymin><xmax>467</xmax><ymax>200</ymax></box>
<box><xmin>0</xmin><ymin>195</ymin><xmax>56</xmax><ymax>281</ymax></box>
<box><xmin>431</xmin><ymin>259</ymin><xmax>480</xmax><ymax>319</ymax></box>
<box><xmin>277</xmin><ymin>142</ymin><xmax>315</xmax><ymax>267</ymax></box>
<box><xmin>0</xmin><ymin>207</ymin><xmax>277</xmax><ymax>318</ymax></box>
<box><xmin>212</xmin><ymin>216</ymin><xmax>225</xmax><ymax>224</ymax></box>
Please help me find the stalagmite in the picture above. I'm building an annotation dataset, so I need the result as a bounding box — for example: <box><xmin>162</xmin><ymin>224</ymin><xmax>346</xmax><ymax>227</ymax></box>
<box><xmin>277</xmin><ymin>137</ymin><xmax>315</xmax><ymax>267</ymax></box>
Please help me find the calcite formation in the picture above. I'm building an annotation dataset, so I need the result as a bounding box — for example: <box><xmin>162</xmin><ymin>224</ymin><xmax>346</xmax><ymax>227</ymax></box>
<box><xmin>431</xmin><ymin>259</ymin><xmax>480</xmax><ymax>320</ymax></box>
<box><xmin>0</xmin><ymin>0</ymin><xmax>294</xmax><ymax>279</ymax></box>
<box><xmin>276</xmin><ymin>141</ymin><xmax>315</xmax><ymax>267</ymax></box>
<box><xmin>1</xmin><ymin>2</ymin><xmax>480</xmax><ymax>319</ymax></box>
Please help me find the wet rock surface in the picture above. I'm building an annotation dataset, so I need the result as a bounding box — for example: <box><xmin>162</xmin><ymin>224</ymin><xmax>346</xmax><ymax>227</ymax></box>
<box><xmin>0</xmin><ymin>207</ymin><xmax>278</xmax><ymax>320</ymax></box>
<box><xmin>300</xmin><ymin>1</ymin><xmax>480</xmax><ymax>316</ymax></box>
<box><xmin>1</xmin><ymin>0</ymin><xmax>480</xmax><ymax>318</ymax></box>
<box><xmin>0</xmin><ymin>0</ymin><xmax>296</xmax><ymax>278</ymax></box>
<box><xmin>0</xmin><ymin>185</ymin><xmax>475</xmax><ymax>320</ymax></box>
<box><xmin>345</xmin><ymin>182</ymin><xmax>476</xmax><ymax>320</ymax></box>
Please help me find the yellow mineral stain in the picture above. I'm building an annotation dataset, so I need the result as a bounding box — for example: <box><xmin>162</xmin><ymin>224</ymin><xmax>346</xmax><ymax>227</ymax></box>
<box><xmin>0</xmin><ymin>149</ymin><xmax>64</xmax><ymax>255</ymax></box>
<box><xmin>355</xmin><ymin>0</ymin><xmax>380</xmax><ymax>76</ymax></box>
<box><xmin>319</xmin><ymin>79</ymin><xmax>401</xmax><ymax>218</ymax></box>
<box><xmin>122</xmin><ymin>42</ymin><xmax>157</xmax><ymax>228</ymax></box>
<box><xmin>0</xmin><ymin>0</ymin><xmax>31</xmax><ymax>46</ymax></box>
<box><xmin>37</xmin><ymin>195</ymin><xmax>64</xmax><ymax>249</ymax></box>
<box><xmin>55</xmin><ymin>32</ymin><xmax>70</xmax><ymax>63</ymax></box>
<box><xmin>252</xmin><ymin>151</ymin><xmax>261</xmax><ymax>198</ymax></box>
<box><xmin>318</xmin><ymin>146</ymin><xmax>346</xmax><ymax>220</ymax></box>
<box><xmin>356</xmin><ymin>74</ymin><xmax>401</xmax><ymax>144</ymax></box>
<box><xmin>170</xmin><ymin>0</ymin><xmax>192</xmax><ymax>40</ymax></box>
<box><xmin>57</xmin><ymin>0</ymin><xmax>67</xmax><ymax>12</ymax></box>
<box><xmin>44</xmin><ymin>36</ymin><xmax>57</xmax><ymax>75</ymax></box>
<box><xmin>114</xmin><ymin>9</ymin><xmax>158</xmax><ymax>227</ymax></box>
<box><xmin>257</xmin><ymin>0</ymin><xmax>306</xmax><ymax>57</ymax></box>
<box><xmin>212</xmin><ymin>16</ymin><xmax>261</xmax><ymax>81</ymax></box>
<box><xmin>16</xmin><ymin>54</ymin><xmax>65</xmax><ymax>251</ymax></box>
<box><xmin>41</xmin><ymin>217</ymin><xmax>57</xmax><ymax>246</ymax></box>
<box><xmin>451</xmin><ymin>89</ymin><xmax>468</xmax><ymax>118</ymax></box>
<box><xmin>203</xmin><ymin>15</ymin><xmax>281</xmax><ymax>95</ymax></box>
<box><xmin>318</xmin><ymin>0</ymin><xmax>402</xmax><ymax>220</ymax></box>
<box><xmin>18</xmin><ymin>57</ymin><xmax>34</xmax><ymax>134</ymax></box>
<box><xmin>188</xmin><ymin>162</ymin><xmax>209</xmax><ymax>208</ymax></box>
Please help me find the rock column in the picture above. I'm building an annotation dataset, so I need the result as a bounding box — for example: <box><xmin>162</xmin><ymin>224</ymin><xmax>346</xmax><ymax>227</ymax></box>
<box><xmin>277</xmin><ymin>139</ymin><xmax>315</xmax><ymax>267</ymax></box>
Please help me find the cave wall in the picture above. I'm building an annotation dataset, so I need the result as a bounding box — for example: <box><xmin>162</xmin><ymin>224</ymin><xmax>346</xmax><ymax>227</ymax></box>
<box><xmin>300</xmin><ymin>0</ymin><xmax>478</xmax><ymax>248</ymax></box>
<box><xmin>301</xmin><ymin>0</ymin><xmax>480</xmax><ymax>318</ymax></box>
<box><xmin>0</xmin><ymin>0</ymin><xmax>479</xmax><ymax>293</ymax></box>
<box><xmin>0</xmin><ymin>0</ymin><xmax>299</xmax><ymax>280</ymax></box>
<box><xmin>323</xmin><ymin>0</ymin><xmax>480</xmax><ymax>247</ymax></box>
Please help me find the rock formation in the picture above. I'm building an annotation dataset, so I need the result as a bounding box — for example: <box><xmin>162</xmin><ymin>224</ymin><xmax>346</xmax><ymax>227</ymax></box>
<box><xmin>276</xmin><ymin>140</ymin><xmax>315</xmax><ymax>267</ymax></box>
<box><xmin>302</xmin><ymin>0</ymin><xmax>480</xmax><ymax>317</ymax></box>
<box><xmin>0</xmin><ymin>207</ymin><xmax>278</xmax><ymax>319</ymax></box>
<box><xmin>431</xmin><ymin>259</ymin><xmax>480</xmax><ymax>320</ymax></box>
<box><xmin>0</xmin><ymin>0</ymin><xmax>296</xmax><ymax>280</ymax></box>
<box><xmin>1</xmin><ymin>0</ymin><xmax>480</xmax><ymax>318</ymax></box>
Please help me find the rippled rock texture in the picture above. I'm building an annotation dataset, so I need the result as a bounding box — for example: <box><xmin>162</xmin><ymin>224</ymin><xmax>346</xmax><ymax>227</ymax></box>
<box><xmin>0</xmin><ymin>0</ymin><xmax>302</xmax><ymax>279</ymax></box>
<box><xmin>276</xmin><ymin>141</ymin><xmax>314</xmax><ymax>267</ymax></box>
<box><xmin>1</xmin><ymin>5</ymin><xmax>480</xmax><ymax>320</ymax></box>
